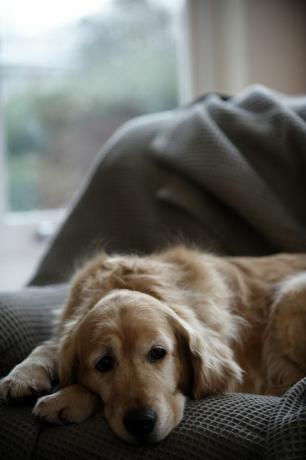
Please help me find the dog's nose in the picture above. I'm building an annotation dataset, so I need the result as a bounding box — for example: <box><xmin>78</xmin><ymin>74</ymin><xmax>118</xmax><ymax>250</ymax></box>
<box><xmin>123</xmin><ymin>409</ymin><xmax>157</xmax><ymax>438</ymax></box>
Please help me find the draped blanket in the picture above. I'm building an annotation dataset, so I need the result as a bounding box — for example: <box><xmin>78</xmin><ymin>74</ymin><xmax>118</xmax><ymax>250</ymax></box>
<box><xmin>152</xmin><ymin>85</ymin><xmax>306</xmax><ymax>255</ymax></box>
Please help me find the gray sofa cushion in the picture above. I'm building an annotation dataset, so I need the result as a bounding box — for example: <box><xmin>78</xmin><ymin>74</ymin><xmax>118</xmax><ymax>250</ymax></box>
<box><xmin>0</xmin><ymin>402</ymin><xmax>40</xmax><ymax>460</ymax></box>
<box><xmin>1</xmin><ymin>286</ymin><xmax>306</xmax><ymax>459</ymax></box>
<box><xmin>264</xmin><ymin>377</ymin><xmax>306</xmax><ymax>460</ymax></box>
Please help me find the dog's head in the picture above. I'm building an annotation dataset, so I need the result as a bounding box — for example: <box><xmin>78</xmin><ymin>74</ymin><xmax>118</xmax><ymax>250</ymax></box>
<box><xmin>58</xmin><ymin>289</ymin><xmax>242</xmax><ymax>443</ymax></box>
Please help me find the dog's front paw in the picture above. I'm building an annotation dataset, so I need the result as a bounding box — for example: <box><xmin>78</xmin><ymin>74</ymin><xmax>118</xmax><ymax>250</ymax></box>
<box><xmin>33</xmin><ymin>393</ymin><xmax>71</xmax><ymax>424</ymax></box>
<box><xmin>0</xmin><ymin>365</ymin><xmax>52</xmax><ymax>403</ymax></box>
<box><xmin>33</xmin><ymin>387</ymin><xmax>99</xmax><ymax>424</ymax></box>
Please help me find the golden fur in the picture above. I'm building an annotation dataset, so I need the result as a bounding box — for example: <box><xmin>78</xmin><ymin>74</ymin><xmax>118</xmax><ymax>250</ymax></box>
<box><xmin>1</xmin><ymin>246</ymin><xmax>306</xmax><ymax>443</ymax></box>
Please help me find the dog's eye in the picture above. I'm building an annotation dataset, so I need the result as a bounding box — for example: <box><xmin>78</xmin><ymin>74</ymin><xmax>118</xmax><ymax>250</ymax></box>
<box><xmin>149</xmin><ymin>346</ymin><xmax>167</xmax><ymax>362</ymax></box>
<box><xmin>95</xmin><ymin>355</ymin><xmax>115</xmax><ymax>372</ymax></box>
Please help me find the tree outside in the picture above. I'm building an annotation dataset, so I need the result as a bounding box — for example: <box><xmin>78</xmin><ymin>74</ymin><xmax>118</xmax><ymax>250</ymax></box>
<box><xmin>2</xmin><ymin>0</ymin><xmax>179</xmax><ymax>211</ymax></box>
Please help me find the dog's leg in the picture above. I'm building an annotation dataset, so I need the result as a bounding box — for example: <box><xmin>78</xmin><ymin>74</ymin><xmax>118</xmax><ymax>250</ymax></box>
<box><xmin>0</xmin><ymin>340</ymin><xmax>57</xmax><ymax>403</ymax></box>
<box><xmin>264</xmin><ymin>273</ymin><xmax>306</xmax><ymax>393</ymax></box>
<box><xmin>33</xmin><ymin>384</ymin><xmax>101</xmax><ymax>424</ymax></box>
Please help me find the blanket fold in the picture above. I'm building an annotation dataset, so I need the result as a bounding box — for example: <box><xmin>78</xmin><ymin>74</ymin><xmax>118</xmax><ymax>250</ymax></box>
<box><xmin>152</xmin><ymin>86</ymin><xmax>306</xmax><ymax>253</ymax></box>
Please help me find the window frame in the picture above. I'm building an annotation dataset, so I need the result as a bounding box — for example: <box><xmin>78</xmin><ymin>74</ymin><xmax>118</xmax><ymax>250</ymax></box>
<box><xmin>0</xmin><ymin>101</ymin><xmax>7</xmax><ymax>221</ymax></box>
<box><xmin>178</xmin><ymin>0</ymin><xmax>249</xmax><ymax>103</ymax></box>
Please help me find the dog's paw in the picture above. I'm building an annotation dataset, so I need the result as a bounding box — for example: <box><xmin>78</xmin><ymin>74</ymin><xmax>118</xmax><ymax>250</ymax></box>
<box><xmin>0</xmin><ymin>365</ymin><xmax>52</xmax><ymax>403</ymax></box>
<box><xmin>33</xmin><ymin>389</ymin><xmax>95</xmax><ymax>424</ymax></box>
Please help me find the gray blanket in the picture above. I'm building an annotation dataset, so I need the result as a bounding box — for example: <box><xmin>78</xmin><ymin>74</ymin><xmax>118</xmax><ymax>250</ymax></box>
<box><xmin>1</xmin><ymin>85</ymin><xmax>306</xmax><ymax>458</ymax></box>
<box><xmin>152</xmin><ymin>86</ymin><xmax>306</xmax><ymax>254</ymax></box>
<box><xmin>31</xmin><ymin>85</ymin><xmax>306</xmax><ymax>286</ymax></box>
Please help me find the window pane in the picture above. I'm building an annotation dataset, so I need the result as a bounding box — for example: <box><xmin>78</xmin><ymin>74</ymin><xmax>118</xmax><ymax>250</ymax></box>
<box><xmin>1</xmin><ymin>0</ymin><xmax>181</xmax><ymax>211</ymax></box>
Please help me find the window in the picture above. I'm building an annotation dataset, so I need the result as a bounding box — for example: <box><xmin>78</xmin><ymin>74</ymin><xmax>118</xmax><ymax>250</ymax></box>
<box><xmin>1</xmin><ymin>0</ymin><xmax>181</xmax><ymax>212</ymax></box>
<box><xmin>0</xmin><ymin>0</ymin><xmax>182</xmax><ymax>288</ymax></box>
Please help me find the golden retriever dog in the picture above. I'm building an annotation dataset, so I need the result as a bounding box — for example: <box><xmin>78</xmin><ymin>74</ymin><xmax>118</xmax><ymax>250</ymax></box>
<box><xmin>1</xmin><ymin>246</ymin><xmax>306</xmax><ymax>443</ymax></box>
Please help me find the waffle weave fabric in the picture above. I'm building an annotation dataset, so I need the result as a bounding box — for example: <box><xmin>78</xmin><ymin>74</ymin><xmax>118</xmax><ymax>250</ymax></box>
<box><xmin>31</xmin><ymin>85</ymin><xmax>306</xmax><ymax>286</ymax></box>
<box><xmin>1</xmin><ymin>85</ymin><xmax>306</xmax><ymax>458</ymax></box>
<box><xmin>0</xmin><ymin>286</ymin><xmax>68</xmax><ymax>378</ymax></box>
<box><xmin>0</xmin><ymin>372</ymin><xmax>305</xmax><ymax>459</ymax></box>
<box><xmin>0</xmin><ymin>287</ymin><xmax>306</xmax><ymax>459</ymax></box>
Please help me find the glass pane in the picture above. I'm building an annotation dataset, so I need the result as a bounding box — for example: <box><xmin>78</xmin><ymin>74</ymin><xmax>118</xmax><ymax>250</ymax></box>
<box><xmin>1</xmin><ymin>0</ymin><xmax>181</xmax><ymax>211</ymax></box>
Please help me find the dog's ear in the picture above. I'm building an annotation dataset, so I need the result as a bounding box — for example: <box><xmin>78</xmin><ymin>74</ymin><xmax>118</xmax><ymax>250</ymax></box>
<box><xmin>168</xmin><ymin>308</ymin><xmax>242</xmax><ymax>398</ymax></box>
<box><xmin>57</xmin><ymin>324</ymin><xmax>79</xmax><ymax>387</ymax></box>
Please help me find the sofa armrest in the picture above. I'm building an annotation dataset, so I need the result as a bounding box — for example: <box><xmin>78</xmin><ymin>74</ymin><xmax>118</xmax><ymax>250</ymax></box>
<box><xmin>0</xmin><ymin>285</ymin><xmax>68</xmax><ymax>377</ymax></box>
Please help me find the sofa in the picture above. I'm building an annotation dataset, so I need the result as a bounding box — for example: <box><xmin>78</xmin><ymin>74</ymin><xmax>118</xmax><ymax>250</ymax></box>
<box><xmin>1</xmin><ymin>85</ymin><xmax>306</xmax><ymax>459</ymax></box>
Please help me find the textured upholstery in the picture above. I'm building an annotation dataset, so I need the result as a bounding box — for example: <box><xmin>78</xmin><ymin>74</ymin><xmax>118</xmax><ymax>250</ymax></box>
<box><xmin>0</xmin><ymin>286</ymin><xmax>67</xmax><ymax>378</ymax></box>
<box><xmin>30</xmin><ymin>85</ymin><xmax>306</xmax><ymax>286</ymax></box>
<box><xmin>0</xmin><ymin>393</ymin><xmax>279</xmax><ymax>460</ymax></box>
<box><xmin>264</xmin><ymin>378</ymin><xmax>306</xmax><ymax>459</ymax></box>
<box><xmin>1</xmin><ymin>86</ymin><xmax>306</xmax><ymax>459</ymax></box>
